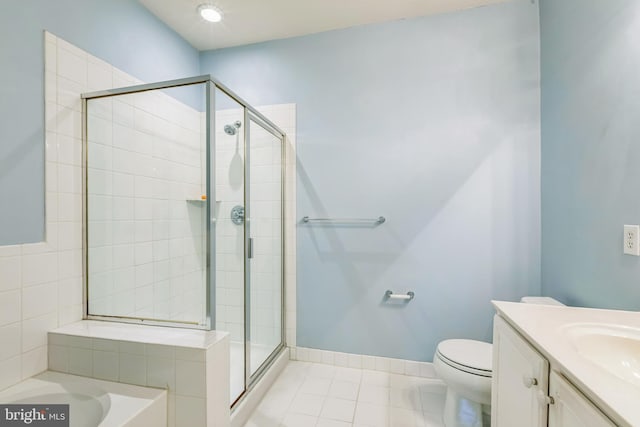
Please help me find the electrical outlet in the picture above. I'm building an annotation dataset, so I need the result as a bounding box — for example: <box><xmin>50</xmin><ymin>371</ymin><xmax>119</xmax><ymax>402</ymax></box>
<box><xmin>623</xmin><ymin>225</ymin><xmax>640</xmax><ymax>256</ymax></box>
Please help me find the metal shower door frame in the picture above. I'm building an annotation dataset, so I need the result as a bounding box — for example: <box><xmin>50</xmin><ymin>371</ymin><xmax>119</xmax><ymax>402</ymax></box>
<box><xmin>241</xmin><ymin>110</ymin><xmax>287</xmax><ymax>405</ymax></box>
<box><xmin>82</xmin><ymin>74</ymin><xmax>288</xmax><ymax>408</ymax></box>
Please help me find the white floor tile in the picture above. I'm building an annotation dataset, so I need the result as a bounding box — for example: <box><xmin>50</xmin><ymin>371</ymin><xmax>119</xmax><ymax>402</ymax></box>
<box><xmin>390</xmin><ymin>407</ymin><xmax>426</xmax><ymax>427</ymax></box>
<box><xmin>390</xmin><ymin>374</ymin><xmax>418</xmax><ymax>390</ymax></box>
<box><xmin>289</xmin><ymin>393</ymin><xmax>325</xmax><ymax>417</ymax></box>
<box><xmin>353</xmin><ymin>402</ymin><xmax>389</xmax><ymax>427</ymax></box>
<box><xmin>420</xmin><ymin>410</ymin><xmax>445</xmax><ymax>427</ymax></box>
<box><xmin>420</xmin><ymin>392</ymin><xmax>446</xmax><ymax>416</ymax></box>
<box><xmin>320</xmin><ymin>397</ymin><xmax>356</xmax><ymax>423</ymax></box>
<box><xmin>390</xmin><ymin>388</ymin><xmax>423</xmax><ymax>411</ymax></box>
<box><xmin>415</xmin><ymin>379</ymin><xmax>446</xmax><ymax>395</ymax></box>
<box><xmin>333</xmin><ymin>366</ymin><xmax>363</xmax><ymax>383</ymax></box>
<box><xmin>308</xmin><ymin>363</ymin><xmax>336</xmax><ymax>379</ymax></box>
<box><xmin>280</xmin><ymin>413</ymin><xmax>318</xmax><ymax>427</ymax></box>
<box><xmin>282</xmin><ymin>361</ymin><xmax>312</xmax><ymax>378</ymax></box>
<box><xmin>328</xmin><ymin>380</ymin><xmax>359</xmax><ymax>400</ymax></box>
<box><xmin>358</xmin><ymin>385</ymin><xmax>390</xmax><ymax>405</ymax></box>
<box><xmin>361</xmin><ymin>370</ymin><xmax>390</xmax><ymax>387</ymax></box>
<box><xmin>299</xmin><ymin>377</ymin><xmax>332</xmax><ymax>396</ymax></box>
<box><xmin>316</xmin><ymin>418</ymin><xmax>352</xmax><ymax>427</ymax></box>
<box><xmin>244</xmin><ymin>412</ymin><xmax>281</xmax><ymax>427</ymax></box>
<box><xmin>243</xmin><ymin>361</ymin><xmax>446</xmax><ymax>427</ymax></box>
<box><xmin>255</xmin><ymin>395</ymin><xmax>292</xmax><ymax>419</ymax></box>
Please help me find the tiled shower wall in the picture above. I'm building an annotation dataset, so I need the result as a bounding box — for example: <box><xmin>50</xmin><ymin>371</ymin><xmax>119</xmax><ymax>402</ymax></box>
<box><xmin>0</xmin><ymin>31</ymin><xmax>298</xmax><ymax>393</ymax></box>
<box><xmin>214</xmin><ymin>108</ymin><xmax>245</xmax><ymax>342</ymax></box>
<box><xmin>0</xmin><ymin>32</ymin><xmax>94</xmax><ymax>391</ymax></box>
<box><xmin>86</xmin><ymin>87</ymin><xmax>206</xmax><ymax>324</ymax></box>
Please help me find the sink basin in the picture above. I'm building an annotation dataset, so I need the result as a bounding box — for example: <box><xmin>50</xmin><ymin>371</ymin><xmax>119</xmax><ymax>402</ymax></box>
<box><xmin>564</xmin><ymin>323</ymin><xmax>640</xmax><ymax>386</ymax></box>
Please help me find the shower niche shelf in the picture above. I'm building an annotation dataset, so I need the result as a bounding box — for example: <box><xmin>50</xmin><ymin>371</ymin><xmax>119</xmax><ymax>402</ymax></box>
<box><xmin>186</xmin><ymin>198</ymin><xmax>221</xmax><ymax>203</ymax></box>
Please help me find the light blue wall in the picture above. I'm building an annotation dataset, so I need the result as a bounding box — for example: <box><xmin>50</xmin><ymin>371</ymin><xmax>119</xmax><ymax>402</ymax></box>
<box><xmin>202</xmin><ymin>0</ymin><xmax>541</xmax><ymax>361</ymax></box>
<box><xmin>540</xmin><ymin>0</ymin><xmax>640</xmax><ymax>310</ymax></box>
<box><xmin>0</xmin><ymin>0</ymin><xmax>200</xmax><ymax>245</ymax></box>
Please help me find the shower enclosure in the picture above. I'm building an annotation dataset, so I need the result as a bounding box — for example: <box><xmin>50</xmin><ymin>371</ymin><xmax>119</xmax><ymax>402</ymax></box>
<box><xmin>82</xmin><ymin>75</ymin><xmax>285</xmax><ymax>405</ymax></box>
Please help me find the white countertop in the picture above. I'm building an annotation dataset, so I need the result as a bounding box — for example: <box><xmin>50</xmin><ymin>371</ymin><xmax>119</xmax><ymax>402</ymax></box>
<box><xmin>493</xmin><ymin>301</ymin><xmax>640</xmax><ymax>427</ymax></box>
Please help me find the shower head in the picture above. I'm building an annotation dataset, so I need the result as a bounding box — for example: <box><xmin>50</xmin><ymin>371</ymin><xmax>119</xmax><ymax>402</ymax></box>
<box><xmin>224</xmin><ymin>120</ymin><xmax>242</xmax><ymax>135</ymax></box>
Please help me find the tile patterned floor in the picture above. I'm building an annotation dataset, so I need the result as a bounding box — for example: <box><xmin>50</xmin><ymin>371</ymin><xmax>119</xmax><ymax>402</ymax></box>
<box><xmin>243</xmin><ymin>361</ymin><xmax>447</xmax><ymax>427</ymax></box>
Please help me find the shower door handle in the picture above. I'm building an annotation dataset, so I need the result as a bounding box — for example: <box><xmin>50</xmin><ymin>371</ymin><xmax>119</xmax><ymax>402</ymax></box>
<box><xmin>248</xmin><ymin>238</ymin><xmax>254</xmax><ymax>259</ymax></box>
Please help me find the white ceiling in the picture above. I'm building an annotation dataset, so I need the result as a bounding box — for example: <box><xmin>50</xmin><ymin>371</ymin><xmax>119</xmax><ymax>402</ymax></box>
<box><xmin>139</xmin><ymin>0</ymin><xmax>507</xmax><ymax>51</ymax></box>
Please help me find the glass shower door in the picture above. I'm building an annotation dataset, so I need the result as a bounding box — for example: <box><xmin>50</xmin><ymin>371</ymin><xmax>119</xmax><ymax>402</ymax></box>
<box><xmin>246</xmin><ymin>113</ymin><xmax>284</xmax><ymax>378</ymax></box>
<box><xmin>213</xmin><ymin>89</ymin><xmax>246</xmax><ymax>403</ymax></box>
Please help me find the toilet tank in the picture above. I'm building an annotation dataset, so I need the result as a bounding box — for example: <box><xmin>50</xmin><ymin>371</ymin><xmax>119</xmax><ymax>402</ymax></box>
<box><xmin>520</xmin><ymin>296</ymin><xmax>565</xmax><ymax>306</ymax></box>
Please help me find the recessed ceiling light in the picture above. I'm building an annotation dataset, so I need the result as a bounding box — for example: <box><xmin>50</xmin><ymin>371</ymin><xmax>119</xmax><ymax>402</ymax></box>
<box><xmin>198</xmin><ymin>4</ymin><xmax>222</xmax><ymax>23</ymax></box>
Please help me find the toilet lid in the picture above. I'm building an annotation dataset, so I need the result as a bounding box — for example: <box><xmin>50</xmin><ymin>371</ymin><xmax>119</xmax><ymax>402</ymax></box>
<box><xmin>436</xmin><ymin>339</ymin><xmax>492</xmax><ymax>373</ymax></box>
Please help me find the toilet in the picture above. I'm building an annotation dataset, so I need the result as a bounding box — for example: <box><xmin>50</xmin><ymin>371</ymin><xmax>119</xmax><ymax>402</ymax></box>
<box><xmin>434</xmin><ymin>296</ymin><xmax>564</xmax><ymax>427</ymax></box>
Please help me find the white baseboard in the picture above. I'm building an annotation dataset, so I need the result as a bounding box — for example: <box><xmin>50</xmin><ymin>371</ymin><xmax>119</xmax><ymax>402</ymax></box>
<box><xmin>289</xmin><ymin>346</ymin><xmax>438</xmax><ymax>378</ymax></box>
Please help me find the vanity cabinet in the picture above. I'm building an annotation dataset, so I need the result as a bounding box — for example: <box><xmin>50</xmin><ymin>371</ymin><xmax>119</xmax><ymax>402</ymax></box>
<box><xmin>548</xmin><ymin>371</ymin><xmax>615</xmax><ymax>427</ymax></box>
<box><xmin>492</xmin><ymin>315</ymin><xmax>616</xmax><ymax>427</ymax></box>
<box><xmin>492</xmin><ymin>315</ymin><xmax>549</xmax><ymax>427</ymax></box>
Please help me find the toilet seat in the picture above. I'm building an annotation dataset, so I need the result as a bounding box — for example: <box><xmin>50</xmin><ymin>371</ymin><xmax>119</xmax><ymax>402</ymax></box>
<box><xmin>436</xmin><ymin>339</ymin><xmax>492</xmax><ymax>378</ymax></box>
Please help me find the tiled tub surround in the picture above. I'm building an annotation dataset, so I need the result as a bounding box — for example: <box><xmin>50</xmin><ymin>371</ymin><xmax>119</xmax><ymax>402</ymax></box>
<box><xmin>87</xmin><ymin>88</ymin><xmax>207</xmax><ymax>324</ymax></box>
<box><xmin>49</xmin><ymin>320</ymin><xmax>230</xmax><ymax>427</ymax></box>
<box><xmin>0</xmin><ymin>371</ymin><xmax>167</xmax><ymax>427</ymax></box>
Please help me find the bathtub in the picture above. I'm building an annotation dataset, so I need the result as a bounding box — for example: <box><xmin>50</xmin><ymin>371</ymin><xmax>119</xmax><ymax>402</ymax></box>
<box><xmin>0</xmin><ymin>371</ymin><xmax>166</xmax><ymax>427</ymax></box>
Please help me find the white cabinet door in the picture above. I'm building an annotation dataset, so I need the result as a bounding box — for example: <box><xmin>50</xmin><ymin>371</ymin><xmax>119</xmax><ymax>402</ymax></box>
<box><xmin>548</xmin><ymin>371</ymin><xmax>615</xmax><ymax>427</ymax></box>
<box><xmin>492</xmin><ymin>315</ymin><xmax>550</xmax><ymax>427</ymax></box>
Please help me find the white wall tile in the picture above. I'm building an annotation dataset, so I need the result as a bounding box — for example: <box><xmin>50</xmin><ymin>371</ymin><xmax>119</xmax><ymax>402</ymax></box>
<box><xmin>119</xmin><ymin>352</ymin><xmax>147</xmax><ymax>386</ymax></box>
<box><xmin>22</xmin><ymin>282</ymin><xmax>57</xmax><ymax>320</ymax></box>
<box><xmin>0</xmin><ymin>290</ymin><xmax>21</xmax><ymax>327</ymax></box>
<box><xmin>56</xmin><ymin>105</ymin><xmax>82</xmax><ymax>139</ymax></box>
<box><xmin>57</xmin><ymin>77</ymin><xmax>83</xmax><ymax>112</ymax></box>
<box><xmin>147</xmin><ymin>356</ymin><xmax>175</xmax><ymax>389</ymax></box>
<box><xmin>45</xmin><ymin>42</ymin><xmax>57</xmax><ymax>73</ymax></box>
<box><xmin>119</xmin><ymin>341</ymin><xmax>145</xmax><ymax>355</ymax></box>
<box><xmin>48</xmin><ymin>344</ymin><xmax>68</xmax><ymax>373</ymax></box>
<box><xmin>174</xmin><ymin>347</ymin><xmax>205</xmax><ymax>362</ymax></box>
<box><xmin>0</xmin><ymin>257</ymin><xmax>21</xmax><ymax>292</ymax></box>
<box><xmin>0</xmin><ymin>356</ymin><xmax>22</xmax><ymax>391</ymax></box>
<box><xmin>175</xmin><ymin>360</ymin><xmax>206</xmax><ymax>398</ymax></box>
<box><xmin>348</xmin><ymin>354</ymin><xmax>363</xmax><ymax>370</ymax></box>
<box><xmin>175</xmin><ymin>396</ymin><xmax>206</xmax><ymax>427</ymax></box>
<box><xmin>375</xmin><ymin>357</ymin><xmax>390</xmax><ymax>373</ymax></box>
<box><xmin>93</xmin><ymin>350</ymin><xmax>119</xmax><ymax>381</ymax></box>
<box><xmin>21</xmin><ymin>346</ymin><xmax>47</xmax><ymax>380</ymax></box>
<box><xmin>389</xmin><ymin>359</ymin><xmax>405</xmax><ymax>375</ymax></box>
<box><xmin>21</xmin><ymin>252</ymin><xmax>58</xmax><ymax>287</ymax></box>
<box><xmin>0</xmin><ymin>323</ymin><xmax>21</xmax><ymax>361</ymax></box>
<box><xmin>87</xmin><ymin>56</ymin><xmax>113</xmax><ymax>91</ymax></box>
<box><xmin>57</xmin><ymin>45</ymin><xmax>87</xmax><ymax>86</ymax></box>
<box><xmin>68</xmin><ymin>347</ymin><xmax>92</xmax><ymax>376</ymax></box>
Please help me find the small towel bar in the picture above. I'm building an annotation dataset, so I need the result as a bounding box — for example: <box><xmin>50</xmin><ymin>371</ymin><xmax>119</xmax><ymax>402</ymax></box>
<box><xmin>384</xmin><ymin>290</ymin><xmax>415</xmax><ymax>301</ymax></box>
<box><xmin>302</xmin><ymin>216</ymin><xmax>386</xmax><ymax>225</ymax></box>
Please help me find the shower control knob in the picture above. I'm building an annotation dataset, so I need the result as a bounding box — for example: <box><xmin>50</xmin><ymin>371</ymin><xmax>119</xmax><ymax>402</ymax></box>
<box><xmin>231</xmin><ymin>205</ymin><xmax>245</xmax><ymax>225</ymax></box>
